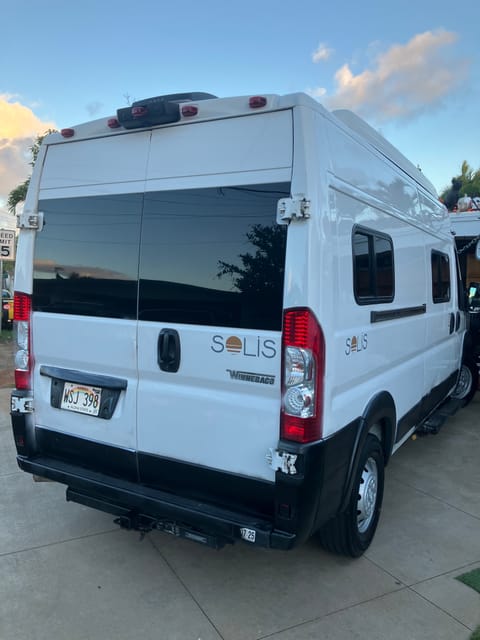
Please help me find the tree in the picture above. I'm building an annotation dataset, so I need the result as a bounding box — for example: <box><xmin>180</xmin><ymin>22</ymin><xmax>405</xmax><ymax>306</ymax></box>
<box><xmin>6</xmin><ymin>129</ymin><xmax>57</xmax><ymax>214</ymax></box>
<box><xmin>217</xmin><ymin>223</ymin><xmax>287</xmax><ymax>299</ymax></box>
<box><xmin>6</xmin><ymin>179</ymin><xmax>30</xmax><ymax>214</ymax></box>
<box><xmin>441</xmin><ymin>161</ymin><xmax>480</xmax><ymax>208</ymax></box>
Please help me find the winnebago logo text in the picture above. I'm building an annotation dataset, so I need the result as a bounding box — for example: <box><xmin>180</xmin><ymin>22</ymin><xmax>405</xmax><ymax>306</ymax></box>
<box><xmin>227</xmin><ymin>370</ymin><xmax>275</xmax><ymax>385</ymax></box>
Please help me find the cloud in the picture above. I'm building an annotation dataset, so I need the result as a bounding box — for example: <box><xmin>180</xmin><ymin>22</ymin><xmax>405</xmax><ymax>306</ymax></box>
<box><xmin>312</xmin><ymin>43</ymin><xmax>333</xmax><ymax>63</ymax></box>
<box><xmin>0</xmin><ymin>95</ymin><xmax>55</xmax><ymax>224</ymax></box>
<box><xmin>0</xmin><ymin>94</ymin><xmax>55</xmax><ymax>139</ymax></box>
<box><xmin>313</xmin><ymin>30</ymin><xmax>469</xmax><ymax>123</ymax></box>
<box><xmin>307</xmin><ymin>87</ymin><xmax>327</xmax><ymax>99</ymax></box>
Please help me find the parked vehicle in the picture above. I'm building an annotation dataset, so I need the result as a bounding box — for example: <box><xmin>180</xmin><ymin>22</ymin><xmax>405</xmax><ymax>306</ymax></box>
<box><xmin>10</xmin><ymin>91</ymin><xmax>476</xmax><ymax>557</ymax></box>
<box><xmin>2</xmin><ymin>288</ymin><xmax>13</xmax><ymax>330</ymax></box>
<box><xmin>450</xmin><ymin>203</ymin><xmax>480</xmax><ymax>395</ymax></box>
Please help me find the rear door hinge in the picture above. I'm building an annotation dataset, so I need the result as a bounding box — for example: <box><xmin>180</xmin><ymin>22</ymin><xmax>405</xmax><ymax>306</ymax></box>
<box><xmin>17</xmin><ymin>210</ymin><xmax>44</xmax><ymax>231</ymax></box>
<box><xmin>11</xmin><ymin>396</ymin><xmax>34</xmax><ymax>413</ymax></box>
<box><xmin>276</xmin><ymin>197</ymin><xmax>311</xmax><ymax>223</ymax></box>
<box><xmin>266</xmin><ymin>448</ymin><xmax>298</xmax><ymax>475</ymax></box>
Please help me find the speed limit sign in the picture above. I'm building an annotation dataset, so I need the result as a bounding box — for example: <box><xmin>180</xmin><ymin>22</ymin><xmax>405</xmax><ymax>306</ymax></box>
<box><xmin>0</xmin><ymin>229</ymin><xmax>15</xmax><ymax>261</ymax></box>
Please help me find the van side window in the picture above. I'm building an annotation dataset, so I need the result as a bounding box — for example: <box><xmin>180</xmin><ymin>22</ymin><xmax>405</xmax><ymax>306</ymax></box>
<box><xmin>353</xmin><ymin>228</ymin><xmax>394</xmax><ymax>304</ymax></box>
<box><xmin>431</xmin><ymin>251</ymin><xmax>450</xmax><ymax>303</ymax></box>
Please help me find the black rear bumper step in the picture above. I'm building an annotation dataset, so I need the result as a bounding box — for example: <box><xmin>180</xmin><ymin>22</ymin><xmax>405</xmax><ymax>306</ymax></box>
<box><xmin>67</xmin><ymin>488</ymin><xmax>232</xmax><ymax>549</ymax></box>
<box><xmin>17</xmin><ymin>455</ymin><xmax>296</xmax><ymax>550</ymax></box>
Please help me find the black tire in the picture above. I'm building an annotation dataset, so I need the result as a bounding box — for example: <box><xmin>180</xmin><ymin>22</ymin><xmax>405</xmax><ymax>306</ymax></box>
<box><xmin>451</xmin><ymin>359</ymin><xmax>478</xmax><ymax>407</ymax></box>
<box><xmin>317</xmin><ymin>434</ymin><xmax>385</xmax><ymax>557</ymax></box>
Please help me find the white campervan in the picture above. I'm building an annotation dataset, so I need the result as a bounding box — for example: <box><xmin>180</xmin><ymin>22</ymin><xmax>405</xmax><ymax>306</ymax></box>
<box><xmin>11</xmin><ymin>91</ymin><xmax>475</xmax><ymax>556</ymax></box>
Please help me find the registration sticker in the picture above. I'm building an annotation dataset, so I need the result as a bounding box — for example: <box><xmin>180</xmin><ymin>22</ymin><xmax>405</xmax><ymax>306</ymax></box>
<box><xmin>240</xmin><ymin>527</ymin><xmax>256</xmax><ymax>543</ymax></box>
<box><xmin>60</xmin><ymin>382</ymin><xmax>102</xmax><ymax>416</ymax></box>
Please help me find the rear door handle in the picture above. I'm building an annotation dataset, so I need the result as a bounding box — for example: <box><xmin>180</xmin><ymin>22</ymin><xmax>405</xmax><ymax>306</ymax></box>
<box><xmin>157</xmin><ymin>329</ymin><xmax>181</xmax><ymax>373</ymax></box>
<box><xmin>449</xmin><ymin>312</ymin><xmax>455</xmax><ymax>334</ymax></box>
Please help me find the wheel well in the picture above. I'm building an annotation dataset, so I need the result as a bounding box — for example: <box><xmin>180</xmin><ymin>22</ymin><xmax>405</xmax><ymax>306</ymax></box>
<box><xmin>368</xmin><ymin>423</ymin><xmax>382</xmax><ymax>442</ymax></box>
<box><xmin>339</xmin><ymin>392</ymin><xmax>396</xmax><ymax>514</ymax></box>
<box><xmin>363</xmin><ymin>392</ymin><xmax>396</xmax><ymax>466</ymax></box>
<box><xmin>368</xmin><ymin>419</ymin><xmax>393</xmax><ymax>466</ymax></box>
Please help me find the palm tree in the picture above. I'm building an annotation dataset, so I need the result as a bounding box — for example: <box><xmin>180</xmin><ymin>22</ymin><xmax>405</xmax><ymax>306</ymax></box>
<box><xmin>6</xmin><ymin>130</ymin><xmax>56</xmax><ymax>214</ymax></box>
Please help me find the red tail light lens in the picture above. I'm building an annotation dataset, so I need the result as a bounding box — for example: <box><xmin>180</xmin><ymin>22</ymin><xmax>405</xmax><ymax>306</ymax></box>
<box><xmin>14</xmin><ymin>293</ymin><xmax>31</xmax><ymax>321</ymax></box>
<box><xmin>281</xmin><ymin>308</ymin><xmax>325</xmax><ymax>443</ymax></box>
<box><xmin>14</xmin><ymin>292</ymin><xmax>32</xmax><ymax>390</ymax></box>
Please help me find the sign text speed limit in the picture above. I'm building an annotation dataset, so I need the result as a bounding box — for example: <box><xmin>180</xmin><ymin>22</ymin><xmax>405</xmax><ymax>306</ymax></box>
<box><xmin>0</xmin><ymin>229</ymin><xmax>15</xmax><ymax>261</ymax></box>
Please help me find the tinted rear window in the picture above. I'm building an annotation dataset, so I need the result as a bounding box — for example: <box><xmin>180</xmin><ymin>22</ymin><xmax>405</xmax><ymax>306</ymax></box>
<box><xmin>33</xmin><ymin>193</ymin><xmax>142</xmax><ymax>319</ymax></box>
<box><xmin>33</xmin><ymin>183</ymin><xmax>289</xmax><ymax>331</ymax></box>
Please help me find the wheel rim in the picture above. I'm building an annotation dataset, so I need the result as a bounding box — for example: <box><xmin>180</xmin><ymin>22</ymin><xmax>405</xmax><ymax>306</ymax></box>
<box><xmin>452</xmin><ymin>364</ymin><xmax>473</xmax><ymax>400</ymax></box>
<box><xmin>357</xmin><ymin>457</ymin><xmax>378</xmax><ymax>534</ymax></box>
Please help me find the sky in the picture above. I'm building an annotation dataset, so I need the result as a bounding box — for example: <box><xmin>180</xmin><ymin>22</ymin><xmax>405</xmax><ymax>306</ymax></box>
<box><xmin>1</xmin><ymin>0</ymin><xmax>479</xmax><ymax>230</ymax></box>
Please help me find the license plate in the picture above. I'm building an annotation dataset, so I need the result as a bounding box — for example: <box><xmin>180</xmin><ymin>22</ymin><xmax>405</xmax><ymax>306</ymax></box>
<box><xmin>240</xmin><ymin>527</ymin><xmax>256</xmax><ymax>543</ymax></box>
<box><xmin>61</xmin><ymin>382</ymin><xmax>102</xmax><ymax>416</ymax></box>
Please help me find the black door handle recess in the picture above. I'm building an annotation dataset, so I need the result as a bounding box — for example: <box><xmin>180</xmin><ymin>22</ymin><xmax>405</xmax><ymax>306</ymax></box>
<box><xmin>158</xmin><ymin>329</ymin><xmax>181</xmax><ymax>372</ymax></box>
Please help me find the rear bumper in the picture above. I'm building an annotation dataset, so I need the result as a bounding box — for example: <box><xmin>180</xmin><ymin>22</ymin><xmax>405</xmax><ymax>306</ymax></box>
<box><xmin>17</xmin><ymin>454</ymin><xmax>296</xmax><ymax>549</ymax></box>
<box><xmin>12</xmin><ymin>388</ymin><xmax>359</xmax><ymax>551</ymax></box>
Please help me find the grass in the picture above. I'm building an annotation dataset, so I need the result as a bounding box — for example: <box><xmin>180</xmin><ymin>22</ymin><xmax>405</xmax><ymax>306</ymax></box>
<box><xmin>456</xmin><ymin>569</ymin><xmax>480</xmax><ymax>640</ymax></box>
<box><xmin>457</xmin><ymin>568</ymin><xmax>480</xmax><ymax>594</ymax></box>
<box><xmin>471</xmin><ymin>629</ymin><xmax>480</xmax><ymax>640</ymax></box>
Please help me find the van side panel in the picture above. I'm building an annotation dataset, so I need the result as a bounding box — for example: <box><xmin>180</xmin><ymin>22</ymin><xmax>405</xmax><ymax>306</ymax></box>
<box><xmin>329</xmin><ymin>188</ymin><xmax>427</xmax><ymax>439</ymax></box>
<box><xmin>316</xmin><ymin>115</ymin><xmax>457</xmax><ymax>443</ymax></box>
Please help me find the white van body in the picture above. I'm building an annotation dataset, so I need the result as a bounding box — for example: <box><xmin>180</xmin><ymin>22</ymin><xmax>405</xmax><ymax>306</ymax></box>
<box><xmin>11</xmin><ymin>92</ymin><xmax>470</xmax><ymax>555</ymax></box>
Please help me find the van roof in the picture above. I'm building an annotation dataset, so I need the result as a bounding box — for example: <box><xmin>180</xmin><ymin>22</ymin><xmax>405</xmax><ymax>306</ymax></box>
<box><xmin>46</xmin><ymin>91</ymin><xmax>437</xmax><ymax>198</ymax></box>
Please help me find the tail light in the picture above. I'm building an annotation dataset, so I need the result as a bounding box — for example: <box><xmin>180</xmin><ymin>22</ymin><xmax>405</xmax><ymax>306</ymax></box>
<box><xmin>14</xmin><ymin>292</ymin><xmax>32</xmax><ymax>390</ymax></box>
<box><xmin>281</xmin><ymin>308</ymin><xmax>325</xmax><ymax>443</ymax></box>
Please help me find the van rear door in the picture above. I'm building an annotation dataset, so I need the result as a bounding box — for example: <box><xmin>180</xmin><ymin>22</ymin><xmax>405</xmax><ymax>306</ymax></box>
<box><xmin>136</xmin><ymin>112</ymin><xmax>292</xmax><ymax>485</ymax></box>
<box><xmin>31</xmin><ymin>133</ymin><xmax>150</xmax><ymax>468</ymax></box>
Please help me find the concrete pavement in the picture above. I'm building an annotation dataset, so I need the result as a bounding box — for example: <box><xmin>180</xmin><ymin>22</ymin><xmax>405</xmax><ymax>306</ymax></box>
<box><xmin>0</xmin><ymin>386</ymin><xmax>479</xmax><ymax>640</ymax></box>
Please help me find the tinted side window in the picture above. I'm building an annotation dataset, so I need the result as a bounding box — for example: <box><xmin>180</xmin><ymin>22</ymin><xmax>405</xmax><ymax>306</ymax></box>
<box><xmin>139</xmin><ymin>184</ymin><xmax>289</xmax><ymax>330</ymax></box>
<box><xmin>33</xmin><ymin>194</ymin><xmax>143</xmax><ymax>318</ymax></box>
<box><xmin>431</xmin><ymin>251</ymin><xmax>450</xmax><ymax>303</ymax></box>
<box><xmin>353</xmin><ymin>228</ymin><xmax>394</xmax><ymax>304</ymax></box>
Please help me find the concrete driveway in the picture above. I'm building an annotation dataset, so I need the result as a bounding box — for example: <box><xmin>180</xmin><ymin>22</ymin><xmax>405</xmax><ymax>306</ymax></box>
<box><xmin>0</xmin><ymin>386</ymin><xmax>479</xmax><ymax>640</ymax></box>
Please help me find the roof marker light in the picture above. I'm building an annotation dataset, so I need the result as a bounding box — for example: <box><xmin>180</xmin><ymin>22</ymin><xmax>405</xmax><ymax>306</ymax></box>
<box><xmin>61</xmin><ymin>128</ymin><xmax>75</xmax><ymax>138</ymax></box>
<box><xmin>249</xmin><ymin>96</ymin><xmax>267</xmax><ymax>109</ymax></box>
<box><xmin>181</xmin><ymin>105</ymin><xmax>198</xmax><ymax>117</ymax></box>
<box><xmin>107</xmin><ymin>118</ymin><xmax>121</xmax><ymax>129</ymax></box>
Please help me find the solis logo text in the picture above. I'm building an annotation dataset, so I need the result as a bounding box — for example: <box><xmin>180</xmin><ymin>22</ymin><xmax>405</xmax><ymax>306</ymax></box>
<box><xmin>211</xmin><ymin>335</ymin><xmax>277</xmax><ymax>359</ymax></box>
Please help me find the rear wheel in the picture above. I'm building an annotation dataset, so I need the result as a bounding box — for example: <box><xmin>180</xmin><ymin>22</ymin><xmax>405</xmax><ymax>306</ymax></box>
<box><xmin>317</xmin><ymin>434</ymin><xmax>385</xmax><ymax>557</ymax></box>
<box><xmin>451</xmin><ymin>359</ymin><xmax>478</xmax><ymax>407</ymax></box>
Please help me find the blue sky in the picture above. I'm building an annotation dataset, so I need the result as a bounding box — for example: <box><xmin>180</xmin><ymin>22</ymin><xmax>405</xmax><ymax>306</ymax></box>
<box><xmin>1</xmin><ymin>0</ymin><xmax>479</xmax><ymax>228</ymax></box>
